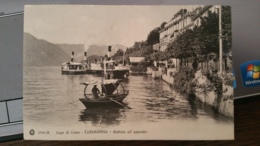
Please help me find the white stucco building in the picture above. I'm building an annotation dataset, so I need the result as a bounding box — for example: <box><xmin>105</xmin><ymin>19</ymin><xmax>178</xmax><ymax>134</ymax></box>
<box><xmin>158</xmin><ymin>5</ymin><xmax>219</xmax><ymax>52</ymax></box>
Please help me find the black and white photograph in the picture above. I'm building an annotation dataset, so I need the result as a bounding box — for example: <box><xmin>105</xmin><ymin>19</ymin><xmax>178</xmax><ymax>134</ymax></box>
<box><xmin>23</xmin><ymin>5</ymin><xmax>234</xmax><ymax>140</ymax></box>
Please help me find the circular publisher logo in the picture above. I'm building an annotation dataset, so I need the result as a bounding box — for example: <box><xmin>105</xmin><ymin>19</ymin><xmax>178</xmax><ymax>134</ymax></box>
<box><xmin>29</xmin><ymin>129</ymin><xmax>35</xmax><ymax>136</ymax></box>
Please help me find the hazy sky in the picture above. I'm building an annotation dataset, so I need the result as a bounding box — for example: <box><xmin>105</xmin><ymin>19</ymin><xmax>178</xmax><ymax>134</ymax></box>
<box><xmin>24</xmin><ymin>5</ymin><xmax>196</xmax><ymax>49</ymax></box>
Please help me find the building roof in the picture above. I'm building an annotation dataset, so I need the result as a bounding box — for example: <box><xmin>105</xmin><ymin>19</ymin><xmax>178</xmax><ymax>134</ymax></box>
<box><xmin>129</xmin><ymin>57</ymin><xmax>145</xmax><ymax>63</ymax></box>
<box><xmin>159</xmin><ymin>12</ymin><xmax>195</xmax><ymax>33</ymax></box>
<box><xmin>159</xmin><ymin>6</ymin><xmax>214</xmax><ymax>34</ymax></box>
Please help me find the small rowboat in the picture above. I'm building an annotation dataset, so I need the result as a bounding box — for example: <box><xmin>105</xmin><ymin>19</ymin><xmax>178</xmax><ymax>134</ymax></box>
<box><xmin>79</xmin><ymin>79</ymin><xmax>129</xmax><ymax>108</ymax></box>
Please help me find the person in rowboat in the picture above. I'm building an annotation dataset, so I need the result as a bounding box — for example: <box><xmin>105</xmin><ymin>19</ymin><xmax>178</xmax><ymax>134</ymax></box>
<box><xmin>92</xmin><ymin>85</ymin><xmax>100</xmax><ymax>99</ymax></box>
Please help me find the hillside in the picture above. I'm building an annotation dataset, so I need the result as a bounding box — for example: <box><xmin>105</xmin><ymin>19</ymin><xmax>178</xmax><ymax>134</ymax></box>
<box><xmin>56</xmin><ymin>44</ymin><xmax>85</xmax><ymax>62</ymax></box>
<box><xmin>24</xmin><ymin>33</ymin><xmax>70</xmax><ymax>66</ymax></box>
<box><xmin>87</xmin><ymin>44</ymin><xmax>127</xmax><ymax>57</ymax></box>
<box><xmin>87</xmin><ymin>55</ymin><xmax>103</xmax><ymax>64</ymax></box>
<box><xmin>23</xmin><ymin>33</ymin><xmax>127</xmax><ymax>66</ymax></box>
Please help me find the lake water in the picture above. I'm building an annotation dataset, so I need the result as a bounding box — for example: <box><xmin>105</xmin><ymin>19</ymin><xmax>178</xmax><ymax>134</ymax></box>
<box><xmin>24</xmin><ymin>66</ymin><xmax>234</xmax><ymax>140</ymax></box>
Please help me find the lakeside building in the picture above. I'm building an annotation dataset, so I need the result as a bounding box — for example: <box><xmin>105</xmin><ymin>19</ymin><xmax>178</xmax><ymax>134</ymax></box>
<box><xmin>151</xmin><ymin>6</ymin><xmax>233</xmax><ymax>118</ymax></box>
<box><xmin>153</xmin><ymin>5</ymin><xmax>224</xmax><ymax>73</ymax></box>
<box><xmin>129</xmin><ymin>57</ymin><xmax>145</xmax><ymax>65</ymax></box>
<box><xmin>158</xmin><ymin>5</ymin><xmax>219</xmax><ymax>52</ymax></box>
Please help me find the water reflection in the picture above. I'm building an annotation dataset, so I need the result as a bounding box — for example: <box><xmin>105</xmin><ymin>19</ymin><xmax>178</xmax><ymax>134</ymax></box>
<box><xmin>79</xmin><ymin>107</ymin><xmax>125</xmax><ymax>127</ymax></box>
<box><xmin>130</xmin><ymin>76</ymin><xmax>198</xmax><ymax>120</ymax></box>
<box><xmin>188</xmin><ymin>95</ymin><xmax>233</xmax><ymax>123</ymax></box>
<box><xmin>145</xmin><ymin>96</ymin><xmax>199</xmax><ymax>120</ymax></box>
<box><xmin>187</xmin><ymin>94</ymin><xmax>198</xmax><ymax>117</ymax></box>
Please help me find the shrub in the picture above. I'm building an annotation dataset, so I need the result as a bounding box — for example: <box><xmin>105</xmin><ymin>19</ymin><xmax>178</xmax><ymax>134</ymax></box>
<box><xmin>173</xmin><ymin>67</ymin><xmax>196</xmax><ymax>94</ymax></box>
<box><xmin>223</xmin><ymin>74</ymin><xmax>234</xmax><ymax>87</ymax></box>
<box><xmin>169</xmin><ymin>71</ymin><xmax>174</xmax><ymax>77</ymax></box>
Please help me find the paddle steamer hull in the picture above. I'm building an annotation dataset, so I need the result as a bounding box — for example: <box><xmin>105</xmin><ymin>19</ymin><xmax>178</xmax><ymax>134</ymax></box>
<box><xmin>105</xmin><ymin>69</ymin><xmax>129</xmax><ymax>79</ymax></box>
<box><xmin>89</xmin><ymin>70</ymin><xmax>103</xmax><ymax>74</ymax></box>
<box><xmin>61</xmin><ymin>70</ymin><xmax>88</xmax><ymax>75</ymax></box>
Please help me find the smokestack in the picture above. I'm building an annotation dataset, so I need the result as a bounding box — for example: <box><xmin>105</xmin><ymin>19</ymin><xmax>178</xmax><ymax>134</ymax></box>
<box><xmin>71</xmin><ymin>51</ymin><xmax>74</xmax><ymax>62</ymax></box>
<box><xmin>108</xmin><ymin>46</ymin><xmax>111</xmax><ymax>57</ymax></box>
<box><xmin>84</xmin><ymin>52</ymin><xmax>87</xmax><ymax>61</ymax></box>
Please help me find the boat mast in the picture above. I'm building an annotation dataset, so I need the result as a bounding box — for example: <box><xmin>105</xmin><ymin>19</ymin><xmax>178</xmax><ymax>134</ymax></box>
<box><xmin>104</xmin><ymin>58</ymin><xmax>107</xmax><ymax>78</ymax></box>
<box><xmin>123</xmin><ymin>50</ymin><xmax>125</xmax><ymax>66</ymax></box>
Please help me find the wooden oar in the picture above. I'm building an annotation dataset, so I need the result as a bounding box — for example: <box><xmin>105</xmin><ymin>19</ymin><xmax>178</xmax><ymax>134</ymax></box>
<box><xmin>108</xmin><ymin>98</ymin><xmax>132</xmax><ymax>109</ymax></box>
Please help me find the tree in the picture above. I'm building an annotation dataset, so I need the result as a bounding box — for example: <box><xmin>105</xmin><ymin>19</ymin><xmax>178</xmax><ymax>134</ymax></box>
<box><xmin>166</xmin><ymin>28</ymin><xmax>195</xmax><ymax>67</ymax></box>
<box><xmin>222</xmin><ymin>6</ymin><xmax>232</xmax><ymax>71</ymax></box>
<box><xmin>141</xmin><ymin>45</ymin><xmax>153</xmax><ymax>56</ymax></box>
<box><xmin>166</xmin><ymin>10</ymin><xmax>220</xmax><ymax>69</ymax></box>
<box><xmin>146</xmin><ymin>27</ymin><xmax>161</xmax><ymax>46</ymax></box>
<box><xmin>151</xmin><ymin>51</ymin><xmax>167</xmax><ymax>61</ymax></box>
<box><xmin>174</xmin><ymin>9</ymin><xmax>187</xmax><ymax>18</ymax></box>
<box><xmin>133</xmin><ymin>41</ymin><xmax>146</xmax><ymax>50</ymax></box>
<box><xmin>160</xmin><ymin>22</ymin><xmax>167</xmax><ymax>29</ymax></box>
<box><xmin>193</xmin><ymin>10</ymin><xmax>219</xmax><ymax>69</ymax></box>
<box><xmin>124</xmin><ymin>41</ymin><xmax>148</xmax><ymax>58</ymax></box>
<box><xmin>130</xmin><ymin>60</ymin><xmax>150</xmax><ymax>73</ymax></box>
<box><xmin>111</xmin><ymin>49</ymin><xmax>125</xmax><ymax>61</ymax></box>
<box><xmin>113</xmin><ymin>49</ymin><xmax>124</xmax><ymax>57</ymax></box>
<box><xmin>222</xmin><ymin>6</ymin><xmax>232</xmax><ymax>52</ymax></box>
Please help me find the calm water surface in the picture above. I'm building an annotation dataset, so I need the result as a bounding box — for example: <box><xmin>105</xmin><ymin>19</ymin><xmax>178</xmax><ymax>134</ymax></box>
<box><xmin>24</xmin><ymin>66</ymin><xmax>233</xmax><ymax>138</ymax></box>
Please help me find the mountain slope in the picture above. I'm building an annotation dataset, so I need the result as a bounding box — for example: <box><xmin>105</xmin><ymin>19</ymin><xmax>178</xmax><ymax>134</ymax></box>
<box><xmin>87</xmin><ymin>44</ymin><xmax>127</xmax><ymax>57</ymax></box>
<box><xmin>87</xmin><ymin>55</ymin><xmax>103</xmax><ymax>63</ymax></box>
<box><xmin>24</xmin><ymin>33</ymin><xmax>127</xmax><ymax>66</ymax></box>
<box><xmin>56</xmin><ymin>44</ymin><xmax>85</xmax><ymax>62</ymax></box>
<box><xmin>24</xmin><ymin>33</ymin><xmax>70</xmax><ymax>66</ymax></box>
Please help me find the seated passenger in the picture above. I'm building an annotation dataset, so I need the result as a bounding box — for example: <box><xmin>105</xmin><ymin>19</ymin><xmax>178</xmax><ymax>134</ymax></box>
<box><xmin>92</xmin><ymin>85</ymin><xmax>100</xmax><ymax>99</ymax></box>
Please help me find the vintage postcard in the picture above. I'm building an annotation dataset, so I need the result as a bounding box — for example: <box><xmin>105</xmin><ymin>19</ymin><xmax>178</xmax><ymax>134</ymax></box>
<box><xmin>23</xmin><ymin>5</ymin><xmax>234</xmax><ymax>140</ymax></box>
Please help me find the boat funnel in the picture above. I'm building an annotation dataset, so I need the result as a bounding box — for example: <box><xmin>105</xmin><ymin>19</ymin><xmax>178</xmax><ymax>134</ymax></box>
<box><xmin>71</xmin><ymin>51</ymin><xmax>74</xmax><ymax>62</ymax></box>
<box><xmin>84</xmin><ymin>52</ymin><xmax>87</xmax><ymax>61</ymax></box>
<box><xmin>108</xmin><ymin>46</ymin><xmax>111</xmax><ymax>57</ymax></box>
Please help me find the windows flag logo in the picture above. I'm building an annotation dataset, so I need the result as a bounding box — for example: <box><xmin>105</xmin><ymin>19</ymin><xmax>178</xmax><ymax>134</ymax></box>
<box><xmin>240</xmin><ymin>60</ymin><xmax>260</xmax><ymax>87</ymax></box>
<box><xmin>246</xmin><ymin>64</ymin><xmax>260</xmax><ymax>79</ymax></box>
